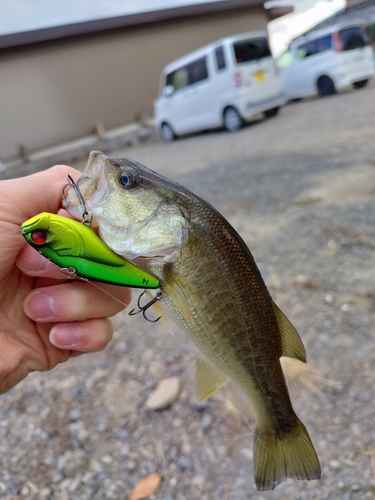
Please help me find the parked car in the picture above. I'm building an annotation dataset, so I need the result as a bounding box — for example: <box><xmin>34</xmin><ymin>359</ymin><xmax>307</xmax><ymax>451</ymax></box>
<box><xmin>277</xmin><ymin>22</ymin><xmax>375</xmax><ymax>99</ymax></box>
<box><xmin>153</xmin><ymin>31</ymin><xmax>286</xmax><ymax>142</ymax></box>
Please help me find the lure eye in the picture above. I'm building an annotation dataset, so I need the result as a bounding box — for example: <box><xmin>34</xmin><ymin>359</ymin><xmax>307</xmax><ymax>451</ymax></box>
<box><xmin>31</xmin><ymin>230</ymin><xmax>47</xmax><ymax>244</ymax></box>
<box><xmin>118</xmin><ymin>171</ymin><xmax>136</xmax><ymax>189</ymax></box>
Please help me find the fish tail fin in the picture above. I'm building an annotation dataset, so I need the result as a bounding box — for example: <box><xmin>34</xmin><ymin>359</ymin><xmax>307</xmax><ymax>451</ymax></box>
<box><xmin>253</xmin><ymin>418</ymin><xmax>321</xmax><ymax>491</ymax></box>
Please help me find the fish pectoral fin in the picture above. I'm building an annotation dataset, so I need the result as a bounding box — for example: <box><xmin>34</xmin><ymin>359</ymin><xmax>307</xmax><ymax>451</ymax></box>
<box><xmin>272</xmin><ymin>301</ymin><xmax>306</xmax><ymax>363</ymax></box>
<box><xmin>194</xmin><ymin>354</ymin><xmax>229</xmax><ymax>403</ymax></box>
<box><xmin>162</xmin><ymin>269</ymin><xmax>196</xmax><ymax>329</ymax></box>
<box><xmin>143</xmin><ymin>291</ymin><xmax>169</xmax><ymax>325</ymax></box>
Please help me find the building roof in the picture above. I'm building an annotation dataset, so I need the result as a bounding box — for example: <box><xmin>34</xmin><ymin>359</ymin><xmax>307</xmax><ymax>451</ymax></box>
<box><xmin>303</xmin><ymin>0</ymin><xmax>375</xmax><ymax>35</ymax></box>
<box><xmin>0</xmin><ymin>0</ymin><xmax>265</xmax><ymax>50</ymax></box>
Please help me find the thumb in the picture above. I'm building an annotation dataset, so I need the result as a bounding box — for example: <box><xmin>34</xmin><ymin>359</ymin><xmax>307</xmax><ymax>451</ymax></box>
<box><xmin>0</xmin><ymin>165</ymin><xmax>81</xmax><ymax>270</ymax></box>
<box><xmin>0</xmin><ymin>165</ymin><xmax>80</xmax><ymax>225</ymax></box>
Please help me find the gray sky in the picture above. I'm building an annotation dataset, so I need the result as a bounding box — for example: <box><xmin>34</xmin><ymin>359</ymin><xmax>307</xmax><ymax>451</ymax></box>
<box><xmin>0</xmin><ymin>0</ymin><xmax>219</xmax><ymax>36</ymax></box>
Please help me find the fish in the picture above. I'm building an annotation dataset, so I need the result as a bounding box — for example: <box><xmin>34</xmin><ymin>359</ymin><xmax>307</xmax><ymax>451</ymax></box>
<box><xmin>21</xmin><ymin>212</ymin><xmax>160</xmax><ymax>289</ymax></box>
<box><xmin>64</xmin><ymin>150</ymin><xmax>321</xmax><ymax>491</ymax></box>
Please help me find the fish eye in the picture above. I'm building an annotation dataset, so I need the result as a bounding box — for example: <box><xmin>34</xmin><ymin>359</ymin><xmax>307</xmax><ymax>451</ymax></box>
<box><xmin>118</xmin><ymin>170</ymin><xmax>136</xmax><ymax>189</ymax></box>
<box><xmin>31</xmin><ymin>230</ymin><xmax>47</xmax><ymax>244</ymax></box>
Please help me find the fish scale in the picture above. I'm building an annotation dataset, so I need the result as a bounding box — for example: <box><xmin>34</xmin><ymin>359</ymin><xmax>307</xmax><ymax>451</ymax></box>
<box><xmin>64</xmin><ymin>150</ymin><xmax>321</xmax><ymax>491</ymax></box>
<box><xmin>158</xmin><ymin>204</ymin><xmax>288</xmax><ymax>414</ymax></box>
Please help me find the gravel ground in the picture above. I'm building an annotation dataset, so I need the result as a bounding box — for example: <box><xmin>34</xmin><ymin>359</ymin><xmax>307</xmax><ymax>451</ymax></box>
<box><xmin>2</xmin><ymin>80</ymin><xmax>375</xmax><ymax>500</ymax></box>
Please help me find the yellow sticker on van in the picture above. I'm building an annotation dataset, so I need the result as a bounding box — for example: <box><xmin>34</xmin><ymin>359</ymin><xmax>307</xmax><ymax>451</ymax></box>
<box><xmin>254</xmin><ymin>71</ymin><xmax>266</xmax><ymax>82</ymax></box>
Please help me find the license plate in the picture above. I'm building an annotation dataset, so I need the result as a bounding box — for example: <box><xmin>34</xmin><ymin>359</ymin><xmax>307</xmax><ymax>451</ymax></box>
<box><xmin>254</xmin><ymin>71</ymin><xmax>266</xmax><ymax>82</ymax></box>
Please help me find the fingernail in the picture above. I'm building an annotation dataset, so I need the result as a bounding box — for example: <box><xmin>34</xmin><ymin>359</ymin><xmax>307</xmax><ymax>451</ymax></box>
<box><xmin>25</xmin><ymin>292</ymin><xmax>54</xmax><ymax>320</ymax></box>
<box><xmin>50</xmin><ymin>325</ymin><xmax>79</xmax><ymax>348</ymax></box>
<box><xmin>24</xmin><ymin>250</ymin><xmax>51</xmax><ymax>272</ymax></box>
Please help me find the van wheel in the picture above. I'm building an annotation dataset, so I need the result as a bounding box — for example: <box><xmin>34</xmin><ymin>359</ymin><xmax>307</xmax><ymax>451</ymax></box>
<box><xmin>317</xmin><ymin>76</ymin><xmax>335</xmax><ymax>96</ymax></box>
<box><xmin>353</xmin><ymin>79</ymin><xmax>368</xmax><ymax>89</ymax></box>
<box><xmin>263</xmin><ymin>107</ymin><xmax>280</xmax><ymax>118</ymax></box>
<box><xmin>223</xmin><ymin>106</ymin><xmax>243</xmax><ymax>132</ymax></box>
<box><xmin>160</xmin><ymin>122</ymin><xmax>176</xmax><ymax>142</ymax></box>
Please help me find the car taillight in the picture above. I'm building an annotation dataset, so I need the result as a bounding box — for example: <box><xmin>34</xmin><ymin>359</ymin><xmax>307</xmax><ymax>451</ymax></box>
<box><xmin>234</xmin><ymin>71</ymin><xmax>242</xmax><ymax>88</ymax></box>
<box><xmin>332</xmin><ymin>31</ymin><xmax>343</xmax><ymax>52</ymax></box>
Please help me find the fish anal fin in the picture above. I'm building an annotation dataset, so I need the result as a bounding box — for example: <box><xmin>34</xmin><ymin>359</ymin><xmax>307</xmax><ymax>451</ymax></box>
<box><xmin>163</xmin><ymin>269</ymin><xmax>196</xmax><ymax>329</ymax></box>
<box><xmin>253</xmin><ymin>418</ymin><xmax>321</xmax><ymax>491</ymax></box>
<box><xmin>272</xmin><ymin>302</ymin><xmax>306</xmax><ymax>363</ymax></box>
<box><xmin>195</xmin><ymin>354</ymin><xmax>229</xmax><ymax>403</ymax></box>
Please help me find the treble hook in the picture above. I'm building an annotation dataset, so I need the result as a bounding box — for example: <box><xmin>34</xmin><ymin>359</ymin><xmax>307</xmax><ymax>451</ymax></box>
<box><xmin>62</xmin><ymin>174</ymin><xmax>92</xmax><ymax>226</ymax></box>
<box><xmin>129</xmin><ymin>289</ymin><xmax>163</xmax><ymax>323</ymax></box>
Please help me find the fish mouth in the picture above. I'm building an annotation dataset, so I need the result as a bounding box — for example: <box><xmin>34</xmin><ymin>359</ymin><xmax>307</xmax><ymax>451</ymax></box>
<box><xmin>63</xmin><ymin>151</ymin><xmax>107</xmax><ymax>222</ymax></box>
<box><xmin>76</xmin><ymin>151</ymin><xmax>106</xmax><ymax>191</ymax></box>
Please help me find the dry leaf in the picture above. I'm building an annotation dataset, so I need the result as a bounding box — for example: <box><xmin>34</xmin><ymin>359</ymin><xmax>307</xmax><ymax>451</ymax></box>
<box><xmin>128</xmin><ymin>473</ymin><xmax>162</xmax><ymax>500</ymax></box>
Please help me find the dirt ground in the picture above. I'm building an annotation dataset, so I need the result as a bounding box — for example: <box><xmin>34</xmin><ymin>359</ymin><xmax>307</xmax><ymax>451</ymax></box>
<box><xmin>2</xmin><ymin>80</ymin><xmax>375</xmax><ymax>500</ymax></box>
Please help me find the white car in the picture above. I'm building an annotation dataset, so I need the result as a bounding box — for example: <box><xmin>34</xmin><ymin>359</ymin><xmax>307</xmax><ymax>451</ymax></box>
<box><xmin>277</xmin><ymin>22</ymin><xmax>375</xmax><ymax>99</ymax></box>
<box><xmin>154</xmin><ymin>32</ymin><xmax>286</xmax><ymax>142</ymax></box>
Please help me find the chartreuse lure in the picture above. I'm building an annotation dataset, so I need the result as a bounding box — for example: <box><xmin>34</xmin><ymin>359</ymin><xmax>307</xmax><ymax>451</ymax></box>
<box><xmin>21</xmin><ymin>212</ymin><xmax>159</xmax><ymax>289</ymax></box>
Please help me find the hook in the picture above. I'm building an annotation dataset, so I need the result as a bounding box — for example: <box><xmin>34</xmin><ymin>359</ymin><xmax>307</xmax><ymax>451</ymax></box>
<box><xmin>62</xmin><ymin>175</ymin><xmax>92</xmax><ymax>226</ymax></box>
<box><xmin>60</xmin><ymin>266</ymin><xmax>89</xmax><ymax>282</ymax></box>
<box><xmin>129</xmin><ymin>289</ymin><xmax>163</xmax><ymax>323</ymax></box>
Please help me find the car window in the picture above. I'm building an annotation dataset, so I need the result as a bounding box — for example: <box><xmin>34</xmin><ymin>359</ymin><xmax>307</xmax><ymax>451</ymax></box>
<box><xmin>166</xmin><ymin>68</ymin><xmax>189</xmax><ymax>91</ymax></box>
<box><xmin>165</xmin><ymin>56</ymin><xmax>208</xmax><ymax>91</ymax></box>
<box><xmin>339</xmin><ymin>26</ymin><xmax>369</xmax><ymax>50</ymax></box>
<box><xmin>233</xmin><ymin>37</ymin><xmax>271</xmax><ymax>64</ymax></box>
<box><xmin>189</xmin><ymin>57</ymin><xmax>208</xmax><ymax>84</ymax></box>
<box><xmin>297</xmin><ymin>34</ymin><xmax>332</xmax><ymax>59</ymax></box>
<box><xmin>215</xmin><ymin>46</ymin><xmax>226</xmax><ymax>70</ymax></box>
<box><xmin>277</xmin><ymin>49</ymin><xmax>293</xmax><ymax>69</ymax></box>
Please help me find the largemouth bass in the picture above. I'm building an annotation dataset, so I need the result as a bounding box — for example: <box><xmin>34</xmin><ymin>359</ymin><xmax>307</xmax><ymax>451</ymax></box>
<box><xmin>64</xmin><ymin>151</ymin><xmax>321</xmax><ymax>490</ymax></box>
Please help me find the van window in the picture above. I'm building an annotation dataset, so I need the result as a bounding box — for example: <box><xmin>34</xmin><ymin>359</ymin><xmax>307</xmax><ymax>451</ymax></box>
<box><xmin>233</xmin><ymin>38</ymin><xmax>271</xmax><ymax>64</ymax></box>
<box><xmin>166</xmin><ymin>68</ymin><xmax>189</xmax><ymax>91</ymax></box>
<box><xmin>339</xmin><ymin>26</ymin><xmax>369</xmax><ymax>50</ymax></box>
<box><xmin>297</xmin><ymin>34</ymin><xmax>332</xmax><ymax>59</ymax></box>
<box><xmin>277</xmin><ymin>49</ymin><xmax>293</xmax><ymax>69</ymax></box>
<box><xmin>165</xmin><ymin>56</ymin><xmax>208</xmax><ymax>91</ymax></box>
<box><xmin>189</xmin><ymin>57</ymin><xmax>208</xmax><ymax>84</ymax></box>
<box><xmin>215</xmin><ymin>46</ymin><xmax>226</xmax><ymax>70</ymax></box>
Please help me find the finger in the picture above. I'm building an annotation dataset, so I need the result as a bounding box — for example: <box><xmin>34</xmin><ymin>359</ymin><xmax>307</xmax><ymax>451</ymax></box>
<box><xmin>3</xmin><ymin>165</ymin><xmax>81</xmax><ymax>225</ymax></box>
<box><xmin>49</xmin><ymin>318</ymin><xmax>113</xmax><ymax>351</ymax></box>
<box><xmin>16</xmin><ymin>244</ymin><xmax>67</xmax><ymax>280</ymax></box>
<box><xmin>1</xmin><ymin>166</ymin><xmax>82</xmax><ymax>263</ymax></box>
<box><xmin>23</xmin><ymin>280</ymin><xmax>131</xmax><ymax>322</ymax></box>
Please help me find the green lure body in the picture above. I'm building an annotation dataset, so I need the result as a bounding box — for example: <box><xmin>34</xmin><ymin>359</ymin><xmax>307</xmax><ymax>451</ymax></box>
<box><xmin>21</xmin><ymin>212</ymin><xmax>160</xmax><ymax>289</ymax></box>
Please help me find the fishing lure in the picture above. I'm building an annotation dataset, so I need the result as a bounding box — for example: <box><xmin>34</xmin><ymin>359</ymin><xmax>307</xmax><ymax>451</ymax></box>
<box><xmin>21</xmin><ymin>212</ymin><xmax>160</xmax><ymax>290</ymax></box>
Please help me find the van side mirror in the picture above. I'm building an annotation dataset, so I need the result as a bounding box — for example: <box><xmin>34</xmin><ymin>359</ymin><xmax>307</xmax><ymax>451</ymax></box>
<box><xmin>163</xmin><ymin>85</ymin><xmax>174</xmax><ymax>97</ymax></box>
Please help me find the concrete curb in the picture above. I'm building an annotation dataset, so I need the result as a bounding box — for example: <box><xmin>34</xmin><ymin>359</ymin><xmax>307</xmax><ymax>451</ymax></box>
<box><xmin>0</xmin><ymin>123</ymin><xmax>157</xmax><ymax>180</ymax></box>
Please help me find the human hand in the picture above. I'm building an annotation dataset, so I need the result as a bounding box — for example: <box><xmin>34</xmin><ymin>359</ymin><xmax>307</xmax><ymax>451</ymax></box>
<box><xmin>0</xmin><ymin>165</ymin><xmax>131</xmax><ymax>394</ymax></box>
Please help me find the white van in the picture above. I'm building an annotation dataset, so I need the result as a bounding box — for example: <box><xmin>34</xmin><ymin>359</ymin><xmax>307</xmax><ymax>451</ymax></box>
<box><xmin>277</xmin><ymin>22</ymin><xmax>375</xmax><ymax>99</ymax></box>
<box><xmin>153</xmin><ymin>31</ymin><xmax>286</xmax><ymax>141</ymax></box>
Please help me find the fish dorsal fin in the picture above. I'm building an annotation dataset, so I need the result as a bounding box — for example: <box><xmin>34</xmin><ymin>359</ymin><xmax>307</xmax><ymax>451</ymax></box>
<box><xmin>163</xmin><ymin>269</ymin><xmax>196</xmax><ymax>329</ymax></box>
<box><xmin>195</xmin><ymin>354</ymin><xmax>229</xmax><ymax>403</ymax></box>
<box><xmin>272</xmin><ymin>301</ymin><xmax>306</xmax><ymax>363</ymax></box>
